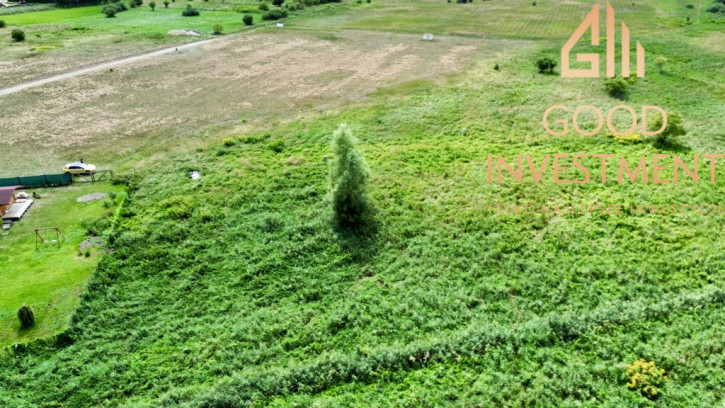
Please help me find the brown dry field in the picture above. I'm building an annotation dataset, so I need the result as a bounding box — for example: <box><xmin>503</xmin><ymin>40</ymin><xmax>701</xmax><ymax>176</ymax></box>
<box><xmin>0</xmin><ymin>29</ymin><xmax>507</xmax><ymax>177</ymax></box>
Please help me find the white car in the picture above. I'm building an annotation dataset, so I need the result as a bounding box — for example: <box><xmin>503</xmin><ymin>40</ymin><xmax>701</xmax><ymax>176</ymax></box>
<box><xmin>63</xmin><ymin>162</ymin><xmax>97</xmax><ymax>175</ymax></box>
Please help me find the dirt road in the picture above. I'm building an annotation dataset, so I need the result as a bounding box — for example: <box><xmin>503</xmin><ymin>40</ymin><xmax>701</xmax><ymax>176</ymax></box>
<box><xmin>0</xmin><ymin>38</ymin><xmax>217</xmax><ymax>97</ymax></box>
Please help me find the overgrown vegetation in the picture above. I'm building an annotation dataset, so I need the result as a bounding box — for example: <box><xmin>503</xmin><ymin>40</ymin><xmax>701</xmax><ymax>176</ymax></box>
<box><xmin>1</xmin><ymin>1</ymin><xmax>725</xmax><ymax>407</ymax></box>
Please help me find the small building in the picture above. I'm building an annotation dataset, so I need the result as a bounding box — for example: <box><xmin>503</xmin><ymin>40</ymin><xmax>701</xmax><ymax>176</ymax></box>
<box><xmin>0</xmin><ymin>187</ymin><xmax>17</xmax><ymax>217</ymax></box>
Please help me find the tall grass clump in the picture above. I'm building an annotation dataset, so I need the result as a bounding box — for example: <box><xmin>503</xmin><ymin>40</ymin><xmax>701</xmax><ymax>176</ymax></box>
<box><xmin>329</xmin><ymin>124</ymin><xmax>370</xmax><ymax>227</ymax></box>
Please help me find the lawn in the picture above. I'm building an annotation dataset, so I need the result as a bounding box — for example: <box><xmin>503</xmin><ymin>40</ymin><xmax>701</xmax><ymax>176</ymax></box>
<box><xmin>0</xmin><ymin>0</ymin><xmax>724</xmax><ymax>407</ymax></box>
<box><xmin>0</xmin><ymin>182</ymin><xmax>125</xmax><ymax>347</ymax></box>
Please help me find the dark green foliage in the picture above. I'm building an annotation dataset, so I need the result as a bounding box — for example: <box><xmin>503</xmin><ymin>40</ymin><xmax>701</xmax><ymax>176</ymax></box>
<box><xmin>259</xmin><ymin>1</ymin><xmax>269</xmax><ymax>10</ymax></box>
<box><xmin>685</xmin><ymin>3</ymin><xmax>694</xmax><ymax>8</ymax></box>
<box><xmin>0</xmin><ymin>20</ymin><xmax>5</xmax><ymax>28</ymax></box>
<box><xmin>102</xmin><ymin>5</ymin><xmax>117</xmax><ymax>16</ymax></box>
<box><xmin>243</xmin><ymin>14</ymin><xmax>253</xmax><ymax>25</ymax></box>
<box><xmin>11</xmin><ymin>29</ymin><xmax>24</xmax><ymax>42</ymax></box>
<box><xmin>212</xmin><ymin>23</ymin><xmax>223</xmax><ymax>34</ymax></box>
<box><xmin>494</xmin><ymin>62</ymin><xmax>499</xmax><ymax>71</ymax></box>
<box><xmin>604</xmin><ymin>77</ymin><xmax>628</xmax><ymax>99</ymax></box>
<box><xmin>707</xmin><ymin>3</ymin><xmax>725</xmax><ymax>13</ymax></box>
<box><xmin>149</xmin><ymin>1</ymin><xmax>155</xmax><ymax>10</ymax></box>
<box><xmin>329</xmin><ymin>124</ymin><xmax>370</xmax><ymax>227</ymax></box>
<box><xmin>262</xmin><ymin>8</ymin><xmax>287</xmax><ymax>20</ymax></box>
<box><xmin>272</xmin><ymin>0</ymin><xmax>284</xmax><ymax>5</ymax></box>
<box><xmin>17</xmin><ymin>306</ymin><xmax>35</xmax><ymax>329</ymax></box>
<box><xmin>163</xmin><ymin>0</ymin><xmax>169</xmax><ymax>7</ymax></box>
<box><xmin>182</xmin><ymin>4</ymin><xmax>199</xmax><ymax>16</ymax></box>
<box><xmin>535</xmin><ymin>56</ymin><xmax>556</xmax><ymax>73</ymax></box>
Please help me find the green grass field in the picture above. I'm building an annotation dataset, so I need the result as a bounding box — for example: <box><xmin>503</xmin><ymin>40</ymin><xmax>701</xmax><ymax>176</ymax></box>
<box><xmin>1</xmin><ymin>0</ymin><xmax>725</xmax><ymax>406</ymax></box>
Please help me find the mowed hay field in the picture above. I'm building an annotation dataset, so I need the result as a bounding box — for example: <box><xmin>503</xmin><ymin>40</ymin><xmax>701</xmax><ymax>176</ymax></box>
<box><xmin>1</xmin><ymin>0</ymin><xmax>725</xmax><ymax>407</ymax></box>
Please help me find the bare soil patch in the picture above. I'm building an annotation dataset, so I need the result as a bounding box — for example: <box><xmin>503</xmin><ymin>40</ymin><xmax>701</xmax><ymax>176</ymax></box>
<box><xmin>0</xmin><ymin>30</ymin><xmax>506</xmax><ymax>176</ymax></box>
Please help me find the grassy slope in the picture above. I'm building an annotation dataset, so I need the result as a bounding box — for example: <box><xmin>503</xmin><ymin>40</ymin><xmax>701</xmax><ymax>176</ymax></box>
<box><xmin>0</xmin><ymin>182</ymin><xmax>126</xmax><ymax>347</ymax></box>
<box><xmin>0</xmin><ymin>0</ymin><xmax>724</xmax><ymax>407</ymax></box>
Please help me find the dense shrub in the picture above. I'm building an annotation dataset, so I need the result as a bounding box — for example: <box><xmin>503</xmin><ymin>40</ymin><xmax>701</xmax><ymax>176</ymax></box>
<box><xmin>259</xmin><ymin>2</ymin><xmax>269</xmax><ymax>10</ymax></box>
<box><xmin>648</xmin><ymin>111</ymin><xmax>686</xmax><ymax>146</ymax></box>
<box><xmin>164</xmin><ymin>0</ymin><xmax>169</xmax><ymax>7</ymax></box>
<box><xmin>685</xmin><ymin>3</ymin><xmax>694</xmax><ymax>8</ymax></box>
<box><xmin>268</xmin><ymin>140</ymin><xmax>285</xmax><ymax>153</ymax></box>
<box><xmin>329</xmin><ymin>124</ymin><xmax>370</xmax><ymax>227</ymax></box>
<box><xmin>243</xmin><ymin>14</ymin><xmax>253</xmax><ymax>25</ymax></box>
<box><xmin>212</xmin><ymin>23</ymin><xmax>223</xmax><ymax>34</ymax></box>
<box><xmin>182</xmin><ymin>5</ymin><xmax>199</xmax><ymax>16</ymax></box>
<box><xmin>535</xmin><ymin>57</ymin><xmax>556</xmax><ymax>74</ymax></box>
<box><xmin>262</xmin><ymin>9</ymin><xmax>287</xmax><ymax>20</ymax></box>
<box><xmin>102</xmin><ymin>5</ymin><xmax>117</xmax><ymax>16</ymax></box>
<box><xmin>149</xmin><ymin>1</ymin><xmax>155</xmax><ymax>10</ymax></box>
<box><xmin>0</xmin><ymin>20</ymin><xmax>5</xmax><ymax>28</ymax></box>
<box><xmin>707</xmin><ymin>3</ymin><xmax>725</xmax><ymax>13</ymax></box>
<box><xmin>11</xmin><ymin>29</ymin><xmax>25</xmax><ymax>42</ymax></box>
<box><xmin>17</xmin><ymin>306</ymin><xmax>35</xmax><ymax>329</ymax></box>
<box><xmin>272</xmin><ymin>0</ymin><xmax>284</xmax><ymax>5</ymax></box>
<box><xmin>604</xmin><ymin>77</ymin><xmax>628</xmax><ymax>99</ymax></box>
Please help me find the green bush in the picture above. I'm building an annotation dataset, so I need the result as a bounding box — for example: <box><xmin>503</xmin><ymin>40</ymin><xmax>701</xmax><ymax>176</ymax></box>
<box><xmin>259</xmin><ymin>2</ymin><xmax>269</xmax><ymax>10</ymax></box>
<box><xmin>0</xmin><ymin>20</ymin><xmax>5</xmax><ymax>28</ymax></box>
<box><xmin>17</xmin><ymin>305</ymin><xmax>35</xmax><ymax>329</ymax></box>
<box><xmin>243</xmin><ymin>14</ymin><xmax>253</xmax><ymax>25</ymax></box>
<box><xmin>182</xmin><ymin>5</ymin><xmax>199</xmax><ymax>16</ymax></box>
<box><xmin>149</xmin><ymin>1</ymin><xmax>155</xmax><ymax>10</ymax></box>
<box><xmin>212</xmin><ymin>23</ymin><xmax>223</xmax><ymax>34</ymax></box>
<box><xmin>329</xmin><ymin>124</ymin><xmax>370</xmax><ymax>227</ymax></box>
<box><xmin>648</xmin><ymin>111</ymin><xmax>686</xmax><ymax>146</ymax></box>
<box><xmin>268</xmin><ymin>140</ymin><xmax>285</xmax><ymax>153</ymax></box>
<box><xmin>272</xmin><ymin>0</ymin><xmax>284</xmax><ymax>5</ymax></box>
<box><xmin>11</xmin><ymin>29</ymin><xmax>25</xmax><ymax>42</ymax></box>
<box><xmin>102</xmin><ymin>5</ymin><xmax>117</xmax><ymax>16</ymax></box>
<box><xmin>163</xmin><ymin>0</ymin><xmax>169</xmax><ymax>7</ymax></box>
<box><xmin>604</xmin><ymin>77</ymin><xmax>628</xmax><ymax>99</ymax></box>
<box><xmin>535</xmin><ymin>57</ymin><xmax>556</xmax><ymax>74</ymax></box>
<box><xmin>262</xmin><ymin>9</ymin><xmax>287</xmax><ymax>20</ymax></box>
<box><xmin>707</xmin><ymin>3</ymin><xmax>725</xmax><ymax>13</ymax></box>
<box><xmin>685</xmin><ymin>3</ymin><xmax>694</xmax><ymax>8</ymax></box>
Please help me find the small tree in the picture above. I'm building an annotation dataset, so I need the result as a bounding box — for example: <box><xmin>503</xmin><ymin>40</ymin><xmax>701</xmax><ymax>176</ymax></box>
<box><xmin>272</xmin><ymin>0</ymin><xmax>284</xmax><ymax>5</ymax></box>
<box><xmin>164</xmin><ymin>0</ymin><xmax>169</xmax><ymax>7</ymax></box>
<box><xmin>0</xmin><ymin>20</ymin><xmax>6</xmax><ymax>28</ymax></box>
<box><xmin>329</xmin><ymin>124</ymin><xmax>370</xmax><ymax>227</ymax></box>
<box><xmin>649</xmin><ymin>111</ymin><xmax>686</xmax><ymax>146</ymax></box>
<box><xmin>212</xmin><ymin>23</ymin><xmax>223</xmax><ymax>34</ymax></box>
<box><xmin>17</xmin><ymin>305</ymin><xmax>35</xmax><ymax>329</ymax></box>
<box><xmin>149</xmin><ymin>1</ymin><xmax>156</xmax><ymax>10</ymax></box>
<box><xmin>11</xmin><ymin>29</ymin><xmax>25</xmax><ymax>42</ymax></box>
<box><xmin>536</xmin><ymin>57</ymin><xmax>556</xmax><ymax>74</ymax></box>
<box><xmin>243</xmin><ymin>14</ymin><xmax>253</xmax><ymax>25</ymax></box>
<box><xmin>259</xmin><ymin>2</ymin><xmax>269</xmax><ymax>10</ymax></box>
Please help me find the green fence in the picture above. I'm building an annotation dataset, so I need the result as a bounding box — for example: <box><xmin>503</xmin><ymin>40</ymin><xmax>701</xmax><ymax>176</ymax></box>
<box><xmin>0</xmin><ymin>173</ymin><xmax>73</xmax><ymax>188</ymax></box>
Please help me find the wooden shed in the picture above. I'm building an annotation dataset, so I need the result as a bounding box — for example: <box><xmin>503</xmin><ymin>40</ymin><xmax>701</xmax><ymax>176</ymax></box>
<box><xmin>0</xmin><ymin>187</ymin><xmax>17</xmax><ymax>217</ymax></box>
